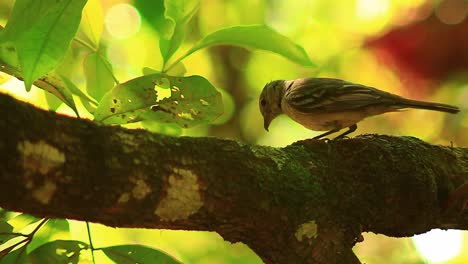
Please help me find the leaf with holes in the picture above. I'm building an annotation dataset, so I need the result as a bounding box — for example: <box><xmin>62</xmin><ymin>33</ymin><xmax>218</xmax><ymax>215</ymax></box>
<box><xmin>94</xmin><ymin>74</ymin><xmax>223</xmax><ymax>127</ymax></box>
<box><xmin>101</xmin><ymin>245</ymin><xmax>181</xmax><ymax>264</ymax></box>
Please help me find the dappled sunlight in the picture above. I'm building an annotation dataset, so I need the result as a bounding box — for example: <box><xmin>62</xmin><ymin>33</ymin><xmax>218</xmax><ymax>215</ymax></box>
<box><xmin>412</xmin><ymin>229</ymin><xmax>463</xmax><ymax>263</ymax></box>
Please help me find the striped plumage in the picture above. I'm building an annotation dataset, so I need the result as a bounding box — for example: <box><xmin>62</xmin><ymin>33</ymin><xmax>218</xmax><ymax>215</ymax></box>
<box><xmin>259</xmin><ymin>78</ymin><xmax>459</xmax><ymax>139</ymax></box>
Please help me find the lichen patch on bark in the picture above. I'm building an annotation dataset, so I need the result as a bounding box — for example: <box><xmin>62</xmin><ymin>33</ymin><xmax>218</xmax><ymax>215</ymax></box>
<box><xmin>154</xmin><ymin>167</ymin><xmax>203</xmax><ymax>221</ymax></box>
<box><xmin>117</xmin><ymin>192</ymin><xmax>130</xmax><ymax>203</ymax></box>
<box><xmin>295</xmin><ymin>220</ymin><xmax>318</xmax><ymax>242</ymax></box>
<box><xmin>130</xmin><ymin>174</ymin><xmax>151</xmax><ymax>200</ymax></box>
<box><xmin>17</xmin><ymin>140</ymin><xmax>65</xmax><ymax>174</ymax></box>
<box><xmin>32</xmin><ymin>180</ymin><xmax>57</xmax><ymax>204</ymax></box>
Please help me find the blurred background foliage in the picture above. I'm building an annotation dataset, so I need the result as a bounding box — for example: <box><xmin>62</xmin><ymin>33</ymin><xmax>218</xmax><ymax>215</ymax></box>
<box><xmin>0</xmin><ymin>0</ymin><xmax>467</xmax><ymax>263</ymax></box>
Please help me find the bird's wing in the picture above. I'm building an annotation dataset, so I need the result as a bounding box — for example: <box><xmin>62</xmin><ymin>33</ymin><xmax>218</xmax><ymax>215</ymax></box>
<box><xmin>285</xmin><ymin>78</ymin><xmax>399</xmax><ymax>113</ymax></box>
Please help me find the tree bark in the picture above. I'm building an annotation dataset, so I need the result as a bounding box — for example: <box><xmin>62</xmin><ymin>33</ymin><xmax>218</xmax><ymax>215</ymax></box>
<box><xmin>0</xmin><ymin>93</ymin><xmax>466</xmax><ymax>264</ymax></box>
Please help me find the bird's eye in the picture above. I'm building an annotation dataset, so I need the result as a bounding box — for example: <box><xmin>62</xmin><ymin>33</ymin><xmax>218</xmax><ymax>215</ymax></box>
<box><xmin>260</xmin><ymin>99</ymin><xmax>266</xmax><ymax>107</ymax></box>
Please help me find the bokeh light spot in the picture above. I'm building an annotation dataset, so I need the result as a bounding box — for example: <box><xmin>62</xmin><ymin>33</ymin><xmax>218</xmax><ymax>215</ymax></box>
<box><xmin>105</xmin><ymin>3</ymin><xmax>141</xmax><ymax>39</ymax></box>
<box><xmin>412</xmin><ymin>229</ymin><xmax>462</xmax><ymax>263</ymax></box>
<box><xmin>435</xmin><ymin>0</ymin><xmax>468</xmax><ymax>25</ymax></box>
<box><xmin>356</xmin><ymin>0</ymin><xmax>389</xmax><ymax>21</ymax></box>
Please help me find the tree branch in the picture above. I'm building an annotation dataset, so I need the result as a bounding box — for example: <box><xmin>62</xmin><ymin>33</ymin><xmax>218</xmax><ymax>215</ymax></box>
<box><xmin>0</xmin><ymin>93</ymin><xmax>466</xmax><ymax>264</ymax></box>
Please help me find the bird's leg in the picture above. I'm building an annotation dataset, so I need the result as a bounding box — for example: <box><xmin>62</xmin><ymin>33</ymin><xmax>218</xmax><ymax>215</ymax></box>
<box><xmin>313</xmin><ymin>128</ymin><xmax>340</xmax><ymax>140</ymax></box>
<box><xmin>334</xmin><ymin>124</ymin><xmax>358</xmax><ymax>139</ymax></box>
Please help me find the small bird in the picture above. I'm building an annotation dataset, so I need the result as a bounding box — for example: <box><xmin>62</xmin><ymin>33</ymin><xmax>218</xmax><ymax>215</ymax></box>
<box><xmin>259</xmin><ymin>78</ymin><xmax>460</xmax><ymax>139</ymax></box>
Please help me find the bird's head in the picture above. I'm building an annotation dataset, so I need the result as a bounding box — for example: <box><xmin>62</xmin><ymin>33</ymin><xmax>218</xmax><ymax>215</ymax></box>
<box><xmin>259</xmin><ymin>80</ymin><xmax>286</xmax><ymax>131</ymax></box>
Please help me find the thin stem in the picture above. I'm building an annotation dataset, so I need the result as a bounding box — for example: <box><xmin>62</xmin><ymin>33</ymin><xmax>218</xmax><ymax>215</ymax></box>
<box><xmin>73</xmin><ymin>38</ymin><xmax>120</xmax><ymax>84</ymax></box>
<box><xmin>27</xmin><ymin>218</ymin><xmax>49</xmax><ymax>239</ymax></box>
<box><xmin>97</xmin><ymin>53</ymin><xmax>120</xmax><ymax>84</ymax></box>
<box><xmin>0</xmin><ymin>232</ymin><xmax>28</xmax><ymax>237</ymax></box>
<box><xmin>86</xmin><ymin>222</ymin><xmax>96</xmax><ymax>264</ymax></box>
<box><xmin>74</xmin><ymin>37</ymin><xmax>97</xmax><ymax>53</ymax></box>
<box><xmin>162</xmin><ymin>59</ymin><xmax>167</xmax><ymax>73</ymax></box>
<box><xmin>6</xmin><ymin>218</ymin><xmax>49</xmax><ymax>254</ymax></box>
<box><xmin>163</xmin><ymin>48</ymin><xmax>194</xmax><ymax>73</ymax></box>
<box><xmin>4</xmin><ymin>221</ymin><xmax>49</xmax><ymax>263</ymax></box>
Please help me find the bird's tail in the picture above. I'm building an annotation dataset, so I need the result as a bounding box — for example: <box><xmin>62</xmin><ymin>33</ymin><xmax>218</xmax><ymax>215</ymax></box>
<box><xmin>397</xmin><ymin>98</ymin><xmax>460</xmax><ymax>114</ymax></box>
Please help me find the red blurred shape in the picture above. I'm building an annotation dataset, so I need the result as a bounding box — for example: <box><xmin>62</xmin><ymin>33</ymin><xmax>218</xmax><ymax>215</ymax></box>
<box><xmin>366</xmin><ymin>10</ymin><xmax>468</xmax><ymax>94</ymax></box>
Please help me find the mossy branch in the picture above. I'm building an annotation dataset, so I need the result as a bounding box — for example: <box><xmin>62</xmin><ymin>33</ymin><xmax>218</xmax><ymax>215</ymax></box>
<box><xmin>0</xmin><ymin>93</ymin><xmax>466</xmax><ymax>264</ymax></box>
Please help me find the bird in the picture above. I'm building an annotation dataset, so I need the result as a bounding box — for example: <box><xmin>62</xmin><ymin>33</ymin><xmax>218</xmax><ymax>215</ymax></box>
<box><xmin>259</xmin><ymin>78</ymin><xmax>460</xmax><ymax>139</ymax></box>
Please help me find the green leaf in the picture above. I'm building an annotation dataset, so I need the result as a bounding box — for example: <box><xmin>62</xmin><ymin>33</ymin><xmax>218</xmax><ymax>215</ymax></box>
<box><xmin>7</xmin><ymin>214</ymin><xmax>40</xmax><ymax>232</ymax></box>
<box><xmin>0</xmin><ymin>220</ymin><xmax>13</xmax><ymax>233</ymax></box>
<box><xmin>27</xmin><ymin>219</ymin><xmax>70</xmax><ymax>253</ymax></box>
<box><xmin>60</xmin><ymin>75</ymin><xmax>98</xmax><ymax>114</ymax></box>
<box><xmin>141</xmin><ymin>121</ymin><xmax>183</xmax><ymax>136</ymax></box>
<box><xmin>44</xmin><ymin>91</ymin><xmax>63</xmax><ymax>111</ymax></box>
<box><xmin>94</xmin><ymin>74</ymin><xmax>223</xmax><ymax>128</ymax></box>
<box><xmin>134</xmin><ymin>0</ymin><xmax>198</xmax><ymax>67</ymax></box>
<box><xmin>3</xmin><ymin>0</ymin><xmax>87</xmax><ymax>91</ymax></box>
<box><xmin>142</xmin><ymin>67</ymin><xmax>161</xmax><ymax>75</ymax></box>
<box><xmin>0</xmin><ymin>220</ymin><xmax>14</xmax><ymax>244</ymax></box>
<box><xmin>0</xmin><ymin>43</ymin><xmax>79</xmax><ymax>116</ymax></box>
<box><xmin>28</xmin><ymin>240</ymin><xmax>87</xmax><ymax>264</ymax></box>
<box><xmin>144</xmin><ymin>62</ymin><xmax>186</xmax><ymax>76</ymax></box>
<box><xmin>160</xmin><ymin>0</ymin><xmax>199</xmax><ymax>64</ymax></box>
<box><xmin>0</xmin><ymin>247</ymin><xmax>28</xmax><ymax>264</ymax></box>
<box><xmin>37</xmin><ymin>73</ymin><xmax>79</xmax><ymax>117</ymax></box>
<box><xmin>183</xmin><ymin>24</ymin><xmax>314</xmax><ymax>66</ymax></box>
<box><xmin>133</xmin><ymin>0</ymin><xmax>174</xmax><ymax>39</ymax></box>
<box><xmin>84</xmin><ymin>52</ymin><xmax>115</xmax><ymax>101</ymax></box>
<box><xmin>80</xmin><ymin>0</ymin><xmax>103</xmax><ymax>48</ymax></box>
<box><xmin>0</xmin><ymin>41</ymin><xmax>19</xmax><ymax>68</ymax></box>
<box><xmin>101</xmin><ymin>244</ymin><xmax>181</xmax><ymax>264</ymax></box>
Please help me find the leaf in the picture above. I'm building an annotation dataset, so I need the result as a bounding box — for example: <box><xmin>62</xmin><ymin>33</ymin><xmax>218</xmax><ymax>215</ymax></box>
<box><xmin>143</xmin><ymin>61</ymin><xmax>186</xmax><ymax>76</ymax></box>
<box><xmin>101</xmin><ymin>244</ymin><xmax>181</xmax><ymax>264</ymax></box>
<box><xmin>132</xmin><ymin>0</ymin><xmax>199</xmax><ymax>67</ymax></box>
<box><xmin>0</xmin><ymin>220</ymin><xmax>14</xmax><ymax>244</ymax></box>
<box><xmin>0</xmin><ymin>41</ymin><xmax>19</xmax><ymax>68</ymax></box>
<box><xmin>80</xmin><ymin>0</ymin><xmax>103</xmax><ymax>48</ymax></box>
<box><xmin>0</xmin><ymin>247</ymin><xmax>28</xmax><ymax>264</ymax></box>
<box><xmin>160</xmin><ymin>0</ymin><xmax>199</xmax><ymax>64</ymax></box>
<box><xmin>133</xmin><ymin>0</ymin><xmax>174</xmax><ymax>39</ymax></box>
<box><xmin>27</xmin><ymin>219</ymin><xmax>70</xmax><ymax>253</ymax></box>
<box><xmin>141</xmin><ymin>121</ymin><xmax>183</xmax><ymax>136</ymax></box>
<box><xmin>0</xmin><ymin>42</ymin><xmax>79</xmax><ymax>116</ymax></box>
<box><xmin>142</xmin><ymin>67</ymin><xmax>161</xmax><ymax>75</ymax></box>
<box><xmin>3</xmin><ymin>0</ymin><xmax>87</xmax><ymax>91</ymax></box>
<box><xmin>94</xmin><ymin>74</ymin><xmax>223</xmax><ymax>128</ymax></box>
<box><xmin>0</xmin><ymin>220</ymin><xmax>13</xmax><ymax>233</ymax></box>
<box><xmin>7</xmin><ymin>214</ymin><xmax>40</xmax><ymax>232</ymax></box>
<box><xmin>60</xmin><ymin>75</ymin><xmax>98</xmax><ymax>114</ymax></box>
<box><xmin>36</xmin><ymin>73</ymin><xmax>79</xmax><ymax>117</ymax></box>
<box><xmin>84</xmin><ymin>52</ymin><xmax>115</xmax><ymax>101</ymax></box>
<box><xmin>183</xmin><ymin>24</ymin><xmax>314</xmax><ymax>66</ymax></box>
<box><xmin>45</xmin><ymin>91</ymin><xmax>63</xmax><ymax>111</ymax></box>
<box><xmin>28</xmin><ymin>240</ymin><xmax>87</xmax><ymax>264</ymax></box>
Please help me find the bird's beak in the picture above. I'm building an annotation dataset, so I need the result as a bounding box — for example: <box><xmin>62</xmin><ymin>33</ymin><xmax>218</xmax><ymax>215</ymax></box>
<box><xmin>263</xmin><ymin>115</ymin><xmax>271</xmax><ymax>132</ymax></box>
